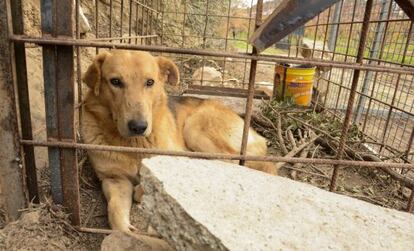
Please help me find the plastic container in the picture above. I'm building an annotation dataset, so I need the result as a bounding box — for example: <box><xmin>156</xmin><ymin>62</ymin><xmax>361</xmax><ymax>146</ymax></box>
<box><xmin>273</xmin><ymin>63</ymin><xmax>316</xmax><ymax>106</ymax></box>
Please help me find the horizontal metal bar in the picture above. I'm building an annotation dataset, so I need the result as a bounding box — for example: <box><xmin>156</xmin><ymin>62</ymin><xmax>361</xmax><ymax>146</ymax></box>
<box><xmin>161</xmin><ymin>11</ymin><xmax>254</xmax><ymax>20</ymax></box>
<box><xmin>89</xmin><ymin>34</ymin><xmax>158</xmax><ymax>41</ymax></box>
<box><xmin>9</xmin><ymin>35</ymin><xmax>414</xmax><ymax>75</ymax></box>
<box><xmin>304</xmin><ymin>18</ymin><xmax>411</xmax><ymax>27</ymax></box>
<box><xmin>308</xmin><ymin>47</ymin><xmax>413</xmax><ymax>68</ymax></box>
<box><xmin>20</xmin><ymin>139</ymin><xmax>414</xmax><ymax>169</ymax></box>
<box><xmin>318</xmin><ymin>76</ymin><xmax>414</xmax><ymax>117</ymax></box>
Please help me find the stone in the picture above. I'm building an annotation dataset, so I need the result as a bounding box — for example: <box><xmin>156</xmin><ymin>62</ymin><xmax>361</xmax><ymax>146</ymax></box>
<box><xmin>140</xmin><ymin>156</ymin><xmax>414</xmax><ymax>251</ymax></box>
<box><xmin>402</xmin><ymin>187</ymin><xmax>412</xmax><ymax>199</ymax></box>
<box><xmin>101</xmin><ymin>231</ymin><xmax>173</xmax><ymax>251</ymax></box>
<box><xmin>192</xmin><ymin>66</ymin><xmax>222</xmax><ymax>85</ymax></box>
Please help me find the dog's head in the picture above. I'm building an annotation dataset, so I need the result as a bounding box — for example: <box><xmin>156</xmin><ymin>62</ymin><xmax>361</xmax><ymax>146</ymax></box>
<box><xmin>83</xmin><ymin>50</ymin><xmax>179</xmax><ymax>137</ymax></box>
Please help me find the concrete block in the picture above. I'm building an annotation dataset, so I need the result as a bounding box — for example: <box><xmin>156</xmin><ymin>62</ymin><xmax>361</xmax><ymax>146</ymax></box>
<box><xmin>140</xmin><ymin>156</ymin><xmax>414</xmax><ymax>251</ymax></box>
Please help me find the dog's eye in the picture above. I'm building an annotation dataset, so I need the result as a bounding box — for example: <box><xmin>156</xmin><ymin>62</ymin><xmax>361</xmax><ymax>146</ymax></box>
<box><xmin>146</xmin><ymin>79</ymin><xmax>154</xmax><ymax>87</ymax></box>
<box><xmin>110</xmin><ymin>78</ymin><xmax>123</xmax><ymax>88</ymax></box>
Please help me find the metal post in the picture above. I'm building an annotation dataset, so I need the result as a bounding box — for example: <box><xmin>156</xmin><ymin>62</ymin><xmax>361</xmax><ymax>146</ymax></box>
<box><xmin>239</xmin><ymin>0</ymin><xmax>263</xmax><ymax>165</ymax></box>
<box><xmin>0</xmin><ymin>0</ymin><xmax>27</xmax><ymax>221</ymax></box>
<box><xmin>9</xmin><ymin>0</ymin><xmax>40</xmax><ymax>203</ymax></box>
<box><xmin>330</xmin><ymin>0</ymin><xmax>374</xmax><ymax>191</ymax></box>
<box><xmin>327</xmin><ymin>2</ymin><xmax>341</xmax><ymax>51</ymax></box>
<box><xmin>41</xmin><ymin>0</ymin><xmax>80</xmax><ymax>225</ymax></box>
<box><xmin>354</xmin><ymin>0</ymin><xmax>390</xmax><ymax>123</ymax></box>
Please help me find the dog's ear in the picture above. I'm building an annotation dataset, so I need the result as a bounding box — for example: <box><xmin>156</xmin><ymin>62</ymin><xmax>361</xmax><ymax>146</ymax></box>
<box><xmin>156</xmin><ymin>56</ymin><xmax>180</xmax><ymax>86</ymax></box>
<box><xmin>82</xmin><ymin>51</ymin><xmax>110</xmax><ymax>96</ymax></box>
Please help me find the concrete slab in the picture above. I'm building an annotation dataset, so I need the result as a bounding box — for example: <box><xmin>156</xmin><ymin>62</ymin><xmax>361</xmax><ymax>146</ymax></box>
<box><xmin>140</xmin><ymin>156</ymin><xmax>414</xmax><ymax>251</ymax></box>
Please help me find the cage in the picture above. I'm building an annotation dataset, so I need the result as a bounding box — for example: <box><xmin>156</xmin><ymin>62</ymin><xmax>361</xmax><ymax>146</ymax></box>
<box><xmin>1</xmin><ymin>0</ymin><xmax>414</xmax><ymax>238</ymax></box>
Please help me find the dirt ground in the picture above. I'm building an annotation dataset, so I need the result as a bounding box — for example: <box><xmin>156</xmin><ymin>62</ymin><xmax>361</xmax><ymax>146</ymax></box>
<box><xmin>1</xmin><ymin>0</ymin><xmax>412</xmax><ymax>250</ymax></box>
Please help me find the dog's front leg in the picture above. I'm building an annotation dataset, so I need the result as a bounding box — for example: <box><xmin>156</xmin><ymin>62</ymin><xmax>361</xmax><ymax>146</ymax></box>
<box><xmin>102</xmin><ymin>178</ymin><xmax>136</xmax><ymax>232</ymax></box>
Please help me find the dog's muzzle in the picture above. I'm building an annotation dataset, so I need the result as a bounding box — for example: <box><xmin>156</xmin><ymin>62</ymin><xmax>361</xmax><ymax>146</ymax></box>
<box><xmin>127</xmin><ymin>119</ymin><xmax>148</xmax><ymax>135</ymax></box>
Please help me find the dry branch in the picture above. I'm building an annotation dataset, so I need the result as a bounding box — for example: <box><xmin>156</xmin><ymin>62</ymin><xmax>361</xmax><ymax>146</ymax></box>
<box><xmin>316</xmin><ymin>138</ymin><xmax>414</xmax><ymax>189</ymax></box>
<box><xmin>259</xmin><ymin>114</ymin><xmax>288</xmax><ymax>155</ymax></box>
<box><xmin>275</xmin><ymin>134</ymin><xmax>320</xmax><ymax>170</ymax></box>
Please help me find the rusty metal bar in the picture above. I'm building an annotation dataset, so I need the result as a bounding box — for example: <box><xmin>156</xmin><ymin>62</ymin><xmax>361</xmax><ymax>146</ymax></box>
<box><xmin>307</xmin><ymin>46</ymin><xmax>414</xmax><ymax>68</ymax></box>
<box><xmin>317</xmin><ymin>76</ymin><xmax>414</xmax><ymax>117</ymax></box>
<box><xmin>75</xmin><ymin>0</ymin><xmax>82</xmax><ymax>139</ymax></box>
<box><xmin>239</xmin><ymin>0</ymin><xmax>263</xmax><ymax>166</ymax></box>
<box><xmin>330</xmin><ymin>0</ymin><xmax>374</xmax><ymax>192</ymax></box>
<box><xmin>19</xmin><ymin>139</ymin><xmax>414</xmax><ymax>170</ymax></box>
<box><xmin>95</xmin><ymin>0</ymin><xmax>99</xmax><ymax>53</ymax></box>
<box><xmin>305</xmin><ymin>18</ymin><xmax>411</xmax><ymax>27</ymax></box>
<box><xmin>9</xmin><ymin>0</ymin><xmax>39</xmax><ymax>203</ymax></box>
<box><xmin>185</xmin><ymin>85</ymin><xmax>269</xmax><ymax>99</ymax></box>
<box><xmin>120</xmin><ymin>0</ymin><xmax>124</xmax><ymax>37</ymax></box>
<box><xmin>10</xmin><ymin>36</ymin><xmax>414</xmax><ymax>75</ymax></box>
<box><xmin>128</xmin><ymin>0</ymin><xmax>133</xmax><ymax>44</ymax></box>
<box><xmin>41</xmin><ymin>0</ymin><xmax>80</xmax><ymax>225</ymax></box>
<box><xmin>109</xmin><ymin>0</ymin><xmax>113</xmax><ymax>38</ymax></box>
<box><xmin>88</xmin><ymin>34</ymin><xmax>158</xmax><ymax>41</ymax></box>
<box><xmin>333</xmin><ymin>0</ymin><xmax>357</xmax><ymax>112</ymax></box>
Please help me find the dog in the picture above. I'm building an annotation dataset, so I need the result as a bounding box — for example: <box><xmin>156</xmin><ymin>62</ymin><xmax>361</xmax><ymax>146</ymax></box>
<box><xmin>81</xmin><ymin>50</ymin><xmax>277</xmax><ymax>232</ymax></box>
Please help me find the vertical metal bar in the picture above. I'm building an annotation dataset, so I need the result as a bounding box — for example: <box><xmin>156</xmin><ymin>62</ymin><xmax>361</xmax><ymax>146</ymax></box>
<box><xmin>120</xmin><ymin>0</ymin><xmax>124</xmax><ymax>38</ymax></box>
<box><xmin>181</xmin><ymin>0</ymin><xmax>186</xmax><ymax>48</ymax></box>
<box><xmin>128</xmin><ymin>0</ymin><xmax>133</xmax><ymax>44</ymax></box>
<box><xmin>148</xmin><ymin>0</ymin><xmax>152</xmax><ymax>45</ymax></box>
<box><xmin>0</xmin><ymin>0</ymin><xmax>27</xmax><ymax>220</ymax></box>
<box><xmin>334</xmin><ymin>0</ymin><xmax>358</xmax><ymax>112</ymax></box>
<box><xmin>9</xmin><ymin>0</ymin><xmax>39</xmax><ymax>203</ymax></box>
<box><xmin>323</xmin><ymin>0</ymin><xmax>344</xmax><ymax>108</ymax></box>
<box><xmin>75</xmin><ymin>0</ymin><xmax>82</xmax><ymax>134</ymax></box>
<box><xmin>95</xmin><ymin>0</ymin><xmax>99</xmax><ymax>53</ymax></box>
<box><xmin>220</xmin><ymin>0</ymin><xmax>233</xmax><ymax>87</ymax></box>
<box><xmin>328</xmin><ymin>1</ymin><xmax>341</xmax><ymax>51</ymax></box>
<box><xmin>109</xmin><ymin>0</ymin><xmax>113</xmax><ymax>38</ymax></box>
<box><xmin>239</xmin><ymin>0</ymin><xmax>263</xmax><ymax>166</ymax></box>
<box><xmin>41</xmin><ymin>0</ymin><xmax>62</xmax><ymax>204</ymax></box>
<box><xmin>330</xmin><ymin>0</ymin><xmax>374</xmax><ymax>191</ymax></box>
<box><xmin>199</xmin><ymin>0</ymin><xmax>211</xmax><ymax>86</ymax></box>
<box><xmin>41</xmin><ymin>0</ymin><xmax>80</xmax><ymax>225</ymax></box>
<box><xmin>135</xmin><ymin>1</ymin><xmax>145</xmax><ymax>44</ymax></box>
<box><xmin>354</xmin><ymin>0</ymin><xmax>389</xmax><ymax>123</ymax></box>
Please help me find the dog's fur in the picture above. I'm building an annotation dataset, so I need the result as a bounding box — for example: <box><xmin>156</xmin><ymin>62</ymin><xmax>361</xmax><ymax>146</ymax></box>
<box><xmin>81</xmin><ymin>50</ymin><xmax>277</xmax><ymax>232</ymax></box>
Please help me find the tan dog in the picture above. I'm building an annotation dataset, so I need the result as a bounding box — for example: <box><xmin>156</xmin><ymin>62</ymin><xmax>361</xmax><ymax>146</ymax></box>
<box><xmin>81</xmin><ymin>50</ymin><xmax>277</xmax><ymax>232</ymax></box>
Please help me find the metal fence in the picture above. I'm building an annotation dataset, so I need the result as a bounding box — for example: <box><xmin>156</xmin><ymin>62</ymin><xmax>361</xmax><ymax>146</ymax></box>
<box><xmin>5</xmin><ymin>0</ymin><xmax>414</xmax><ymax>226</ymax></box>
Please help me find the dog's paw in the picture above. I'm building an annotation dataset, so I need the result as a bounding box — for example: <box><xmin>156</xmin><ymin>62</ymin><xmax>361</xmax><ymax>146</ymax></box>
<box><xmin>128</xmin><ymin>224</ymin><xmax>138</xmax><ymax>233</ymax></box>
<box><xmin>133</xmin><ymin>184</ymin><xmax>145</xmax><ymax>203</ymax></box>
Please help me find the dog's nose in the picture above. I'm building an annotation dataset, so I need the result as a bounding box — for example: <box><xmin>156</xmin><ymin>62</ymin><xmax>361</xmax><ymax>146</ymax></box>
<box><xmin>128</xmin><ymin>120</ymin><xmax>148</xmax><ymax>135</ymax></box>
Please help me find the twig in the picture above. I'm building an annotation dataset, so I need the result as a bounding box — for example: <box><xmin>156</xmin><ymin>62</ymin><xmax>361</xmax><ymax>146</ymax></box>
<box><xmin>284</xmin><ymin>165</ymin><xmax>329</xmax><ymax>179</ymax></box>
<box><xmin>275</xmin><ymin>134</ymin><xmax>320</xmax><ymax>170</ymax></box>
<box><xmin>260</xmin><ymin>114</ymin><xmax>288</xmax><ymax>155</ymax></box>
<box><xmin>348</xmin><ymin>194</ymin><xmax>387</xmax><ymax>207</ymax></box>
<box><xmin>287</xmin><ymin>129</ymin><xmax>297</xmax><ymax>149</ymax></box>
<box><xmin>83</xmin><ymin>200</ymin><xmax>98</xmax><ymax>227</ymax></box>
<box><xmin>320</xmin><ymin>138</ymin><xmax>414</xmax><ymax>189</ymax></box>
<box><xmin>76</xmin><ymin>227</ymin><xmax>161</xmax><ymax>238</ymax></box>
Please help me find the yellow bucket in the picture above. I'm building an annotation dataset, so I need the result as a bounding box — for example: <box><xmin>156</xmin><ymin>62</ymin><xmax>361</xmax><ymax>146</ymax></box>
<box><xmin>273</xmin><ymin>64</ymin><xmax>316</xmax><ymax>106</ymax></box>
